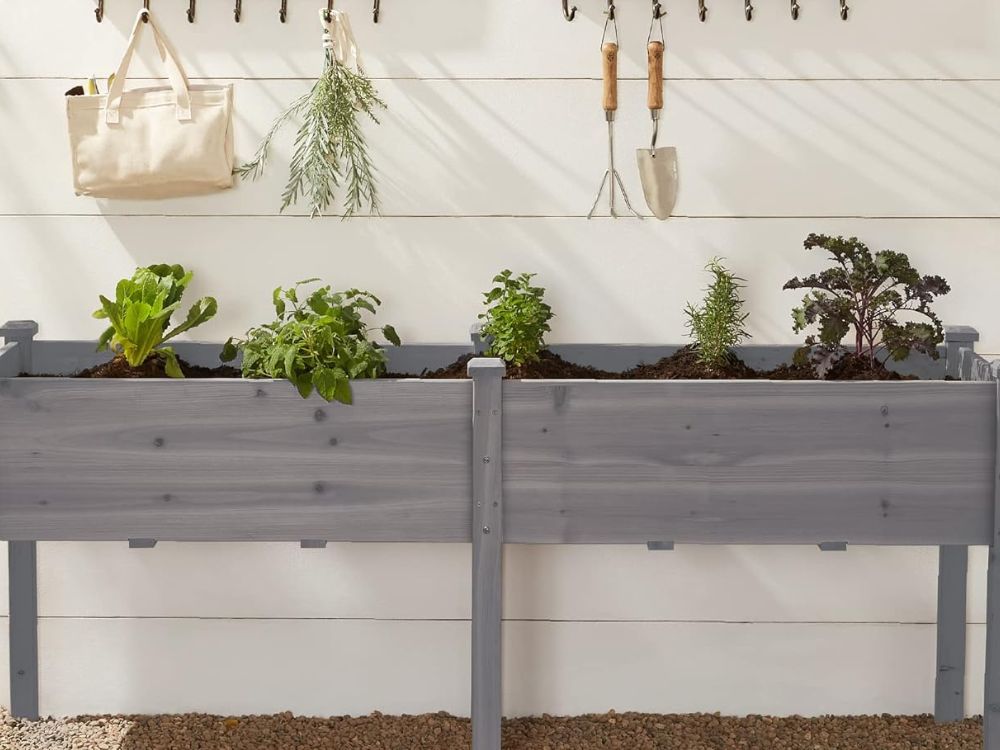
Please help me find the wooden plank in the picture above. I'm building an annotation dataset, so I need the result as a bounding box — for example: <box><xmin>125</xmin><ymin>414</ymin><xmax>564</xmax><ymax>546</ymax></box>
<box><xmin>26</xmin><ymin>617</ymin><xmax>960</xmax><ymax>718</ymax></box>
<box><xmin>4</xmin><ymin>79</ymin><xmax>1000</xmax><ymax>219</ymax></box>
<box><xmin>26</xmin><ymin>341</ymin><xmax>472</xmax><ymax>378</ymax></box>
<box><xmin>503</xmin><ymin>381</ymin><xmax>997</xmax><ymax>545</ymax></box>
<box><xmin>469</xmin><ymin>359</ymin><xmax>505</xmax><ymax>750</ymax></box>
<box><xmin>6</xmin><ymin>0</ymin><xmax>1000</xmax><ymax>81</ymax></box>
<box><xmin>0</xmin><ymin>379</ymin><xmax>471</xmax><ymax>542</ymax></box>
<box><xmin>8</xmin><ymin>541</ymin><xmax>38</xmax><ymax>719</ymax></box>
<box><xmin>935</xmin><ymin>545</ymin><xmax>968</xmax><ymax>723</ymax></box>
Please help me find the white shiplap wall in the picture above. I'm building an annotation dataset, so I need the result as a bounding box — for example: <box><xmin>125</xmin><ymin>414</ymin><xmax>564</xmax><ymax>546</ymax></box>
<box><xmin>1</xmin><ymin>0</ymin><xmax>998</xmax><ymax>719</ymax></box>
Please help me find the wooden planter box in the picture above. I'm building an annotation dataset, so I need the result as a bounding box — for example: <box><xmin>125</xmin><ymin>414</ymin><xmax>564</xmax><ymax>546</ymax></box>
<box><xmin>2</xmin><ymin>320</ymin><xmax>999</xmax><ymax>750</ymax></box>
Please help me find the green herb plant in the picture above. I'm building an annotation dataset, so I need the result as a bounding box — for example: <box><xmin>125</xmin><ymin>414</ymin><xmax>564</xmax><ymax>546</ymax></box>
<box><xmin>479</xmin><ymin>270</ymin><xmax>554</xmax><ymax>368</ymax></box>
<box><xmin>222</xmin><ymin>279</ymin><xmax>400</xmax><ymax>404</ymax></box>
<box><xmin>684</xmin><ymin>258</ymin><xmax>750</xmax><ymax>371</ymax></box>
<box><xmin>235</xmin><ymin>32</ymin><xmax>385</xmax><ymax>218</ymax></box>
<box><xmin>783</xmin><ymin>234</ymin><xmax>950</xmax><ymax>368</ymax></box>
<box><xmin>93</xmin><ymin>264</ymin><xmax>218</xmax><ymax>378</ymax></box>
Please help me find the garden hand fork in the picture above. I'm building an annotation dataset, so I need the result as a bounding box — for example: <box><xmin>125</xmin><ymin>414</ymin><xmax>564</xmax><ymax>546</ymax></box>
<box><xmin>588</xmin><ymin>2</ymin><xmax>642</xmax><ymax>219</ymax></box>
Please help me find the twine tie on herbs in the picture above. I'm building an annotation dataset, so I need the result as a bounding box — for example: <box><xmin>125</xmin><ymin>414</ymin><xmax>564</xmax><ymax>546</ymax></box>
<box><xmin>319</xmin><ymin>8</ymin><xmax>362</xmax><ymax>71</ymax></box>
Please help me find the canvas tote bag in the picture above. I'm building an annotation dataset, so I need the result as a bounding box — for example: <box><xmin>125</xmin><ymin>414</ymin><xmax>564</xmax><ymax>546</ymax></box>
<box><xmin>66</xmin><ymin>9</ymin><xmax>234</xmax><ymax>198</ymax></box>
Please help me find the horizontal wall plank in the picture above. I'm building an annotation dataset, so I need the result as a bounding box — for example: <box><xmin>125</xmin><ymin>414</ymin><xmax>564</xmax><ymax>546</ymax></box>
<box><xmin>0</xmin><ymin>217</ymin><xmax>995</xmax><ymax>352</ymax></box>
<box><xmin>3</xmin><ymin>79</ymin><xmax>999</xmax><ymax>218</ymax></box>
<box><xmin>5</xmin><ymin>0</ymin><xmax>1000</xmax><ymax>81</ymax></box>
<box><xmin>504</xmin><ymin>381</ymin><xmax>996</xmax><ymax>545</ymax></box>
<box><xmin>33</xmin><ymin>542</ymin><xmax>953</xmax><ymax>624</ymax></box>
<box><xmin>0</xmin><ymin>380</ymin><xmax>471</xmax><ymax>541</ymax></box>
<box><xmin>30</xmin><ymin>618</ymin><xmax>981</xmax><ymax>717</ymax></box>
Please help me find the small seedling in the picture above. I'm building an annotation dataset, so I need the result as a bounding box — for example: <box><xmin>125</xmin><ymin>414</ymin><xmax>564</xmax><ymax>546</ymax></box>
<box><xmin>222</xmin><ymin>279</ymin><xmax>400</xmax><ymax>404</ymax></box>
<box><xmin>784</xmin><ymin>234</ymin><xmax>950</xmax><ymax>368</ymax></box>
<box><xmin>94</xmin><ymin>264</ymin><xmax>217</xmax><ymax>378</ymax></box>
<box><xmin>479</xmin><ymin>270</ymin><xmax>554</xmax><ymax>368</ymax></box>
<box><xmin>685</xmin><ymin>258</ymin><xmax>750</xmax><ymax>371</ymax></box>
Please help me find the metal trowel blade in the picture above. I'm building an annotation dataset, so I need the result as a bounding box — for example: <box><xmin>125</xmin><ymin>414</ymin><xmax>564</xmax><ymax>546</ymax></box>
<box><xmin>636</xmin><ymin>146</ymin><xmax>678</xmax><ymax>220</ymax></box>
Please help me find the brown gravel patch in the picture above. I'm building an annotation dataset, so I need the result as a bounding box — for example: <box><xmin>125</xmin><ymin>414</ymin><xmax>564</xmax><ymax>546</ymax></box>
<box><xmin>1</xmin><ymin>709</ymin><xmax>983</xmax><ymax>750</ymax></box>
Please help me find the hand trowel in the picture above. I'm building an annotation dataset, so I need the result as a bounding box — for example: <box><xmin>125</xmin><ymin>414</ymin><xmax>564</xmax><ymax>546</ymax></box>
<box><xmin>636</xmin><ymin>34</ymin><xmax>678</xmax><ymax>219</ymax></box>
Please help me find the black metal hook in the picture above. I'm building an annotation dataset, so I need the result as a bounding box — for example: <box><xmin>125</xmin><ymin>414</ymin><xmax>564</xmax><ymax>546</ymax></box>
<box><xmin>791</xmin><ymin>0</ymin><xmax>799</xmax><ymax>19</ymax></box>
<box><xmin>323</xmin><ymin>0</ymin><xmax>333</xmax><ymax>22</ymax></box>
<box><xmin>234</xmin><ymin>0</ymin><xmax>241</xmax><ymax>22</ymax></box>
<box><xmin>187</xmin><ymin>0</ymin><xmax>196</xmax><ymax>22</ymax></box>
<box><xmin>373</xmin><ymin>0</ymin><xmax>380</xmax><ymax>22</ymax></box>
<box><xmin>744</xmin><ymin>0</ymin><xmax>753</xmax><ymax>21</ymax></box>
<box><xmin>95</xmin><ymin>0</ymin><xmax>105</xmax><ymax>22</ymax></box>
<box><xmin>606</xmin><ymin>0</ymin><xmax>616</xmax><ymax>22</ymax></box>
<box><xmin>562</xmin><ymin>0</ymin><xmax>577</xmax><ymax>21</ymax></box>
<box><xmin>279</xmin><ymin>0</ymin><xmax>287</xmax><ymax>22</ymax></box>
<box><xmin>840</xmin><ymin>0</ymin><xmax>849</xmax><ymax>19</ymax></box>
<box><xmin>698</xmin><ymin>0</ymin><xmax>707</xmax><ymax>21</ymax></box>
<box><xmin>142</xmin><ymin>0</ymin><xmax>150</xmax><ymax>23</ymax></box>
<box><xmin>652</xmin><ymin>0</ymin><xmax>665</xmax><ymax>19</ymax></box>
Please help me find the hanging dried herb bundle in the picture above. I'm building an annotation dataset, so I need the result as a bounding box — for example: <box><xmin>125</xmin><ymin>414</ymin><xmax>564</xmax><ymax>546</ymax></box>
<box><xmin>236</xmin><ymin>11</ymin><xmax>385</xmax><ymax>217</ymax></box>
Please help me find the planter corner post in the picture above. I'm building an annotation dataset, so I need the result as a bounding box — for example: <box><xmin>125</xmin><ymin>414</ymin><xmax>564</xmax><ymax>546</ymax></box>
<box><xmin>469</xmin><ymin>358</ymin><xmax>505</xmax><ymax>750</ymax></box>
<box><xmin>0</xmin><ymin>320</ymin><xmax>39</xmax><ymax>375</ymax></box>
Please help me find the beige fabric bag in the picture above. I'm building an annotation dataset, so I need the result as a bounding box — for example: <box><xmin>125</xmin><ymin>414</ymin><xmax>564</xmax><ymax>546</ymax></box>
<box><xmin>66</xmin><ymin>9</ymin><xmax>234</xmax><ymax>199</ymax></box>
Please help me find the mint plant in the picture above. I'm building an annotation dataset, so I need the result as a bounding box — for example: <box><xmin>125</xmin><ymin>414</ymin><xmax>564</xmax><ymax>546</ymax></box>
<box><xmin>479</xmin><ymin>270</ymin><xmax>553</xmax><ymax>367</ymax></box>
<box><xmin>94</xmin><ymin>264</ymin><xmax>217</xmax><ymax>378</ymax></box>
<box><xmin>783</xmin><ymin>234</ymin><xmax>950</xmax><ymax>367</ymax></box>
<box><xmin>222</xmin><ymin>279</ymin><xmax>400</xmax><ymax>404</ymax></box>
<box><xmin>685</xmin><ymin>258</ymin><xmax>750</xmax><ymax>370</ymax></box>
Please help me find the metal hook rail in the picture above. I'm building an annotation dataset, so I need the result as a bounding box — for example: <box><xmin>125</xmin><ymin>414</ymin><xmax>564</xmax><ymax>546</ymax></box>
<box><xmin>560</xmin><ymin>0</ymin><xmax>851</xmax><ymax>22</ymax></box>
<box><xmin>92</xmin><ymin>0</ymin><xmax>384</xmax><ymax>23</ymax></box>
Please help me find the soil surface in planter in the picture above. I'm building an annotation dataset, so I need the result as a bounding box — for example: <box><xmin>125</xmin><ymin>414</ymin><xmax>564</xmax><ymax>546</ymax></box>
<box><xmin>75</xmin><ymin>355</ymin><xmax>241</xmax><ymax>379</ymax></box>
<box><xmin>0</xmin><ymin>709</ymin><xmax>982</xmax><ymax>749</ymax></box>
<box><xmin>422</xmin><ymin>348</ymin><xmax>910</xmax><ymax>381</ymax></box>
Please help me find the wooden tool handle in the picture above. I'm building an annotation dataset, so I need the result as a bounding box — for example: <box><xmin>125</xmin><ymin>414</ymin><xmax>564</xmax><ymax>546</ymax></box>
<box><xmin>602</xmin><ymin>42</ymin><xmax>618</xmax><ymax>112</ymax></box>
<box><xmin>647</xmin><ymin>41</ymin><xmax>664</xmax><ymax>111</ymax></box>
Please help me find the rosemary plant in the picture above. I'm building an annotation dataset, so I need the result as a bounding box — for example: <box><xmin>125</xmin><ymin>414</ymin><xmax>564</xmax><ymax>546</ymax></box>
<box><xmin>236</xmin><ymin>25</ymin><xmax>385</xmax><ymax>218</ymax></box>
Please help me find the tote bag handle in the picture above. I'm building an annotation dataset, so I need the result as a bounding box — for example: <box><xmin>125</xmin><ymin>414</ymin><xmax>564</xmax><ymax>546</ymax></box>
<box><xmin>106</xmin><ymin>9</ymin><xmax>192</xmax><ymax>124</ymax></box>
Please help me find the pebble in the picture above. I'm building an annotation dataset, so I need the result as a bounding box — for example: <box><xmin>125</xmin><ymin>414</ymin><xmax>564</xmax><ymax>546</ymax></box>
<box><xmin>0</xmin><ymin>708</ymin><xmax>984</xmax><ymax>749</ymax></box>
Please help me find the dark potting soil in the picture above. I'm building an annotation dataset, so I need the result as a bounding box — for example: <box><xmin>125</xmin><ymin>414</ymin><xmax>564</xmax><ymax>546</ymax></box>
<box><xmin>75</xmin><ymin>354</ymin><xmax>241</xmax><ymax>379</ymax></box>
<box><xmin>419</xmin><ymin>347</ymin><xmax>914</xmax><ymax>381</ymax></box>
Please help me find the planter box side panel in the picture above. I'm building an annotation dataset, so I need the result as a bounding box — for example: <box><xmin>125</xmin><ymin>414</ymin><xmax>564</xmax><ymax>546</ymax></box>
<box><xmin>503</xmin><ymin>381</ymin><xmax>995</xmax><ymax>546</ymax></box>
<box><xmin>0</xmin><ymin>379</ymin><xmax>472</xmax><ymax>542</ymax></box>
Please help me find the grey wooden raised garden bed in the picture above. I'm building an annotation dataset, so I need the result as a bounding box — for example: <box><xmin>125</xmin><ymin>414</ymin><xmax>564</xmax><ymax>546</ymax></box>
<box><xmin>2</xmin><ymin>320</ymin><xmax>999</xmax><ymax>750</ymax></box>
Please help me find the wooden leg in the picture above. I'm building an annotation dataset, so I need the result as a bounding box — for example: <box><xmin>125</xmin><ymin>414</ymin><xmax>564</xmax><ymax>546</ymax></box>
<box><xmin>469</xmin><ymin>359</ymin><xmax>505</xmax><ymax>750</ymax></box>
<box><xmin>935</xmin><ymin>545</ymin><xmax>968</xmax><ymax>723</ymax></box>
<box><xmin>9</xmin><ymin>541</ymin><xmax>39</xmax><ymax>720</ymax></box>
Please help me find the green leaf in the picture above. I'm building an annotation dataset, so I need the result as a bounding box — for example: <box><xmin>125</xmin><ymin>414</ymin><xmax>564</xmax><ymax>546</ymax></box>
<box><xmin>312</xmin><ymin>366</ymin><xmax>339</xmax><ymax>402</ymax></box>
<box><xmin>220</xmin><ymin>338</ymin><xmax>238</xmax><ymax>363</ymax></box>
<box><xmin>160</xmin><ymin>347</ymin><xmax>184</xmax><ymax>379</ymax></box>
<box><xmin>382</xmin><ymin>324</ymin><xmax>401</xmax><ymax>346</ymax></box>
<box><xmin>163</xmin><ymin>297</ymin><xmax>218</xmax><ymax>342</ymax></box>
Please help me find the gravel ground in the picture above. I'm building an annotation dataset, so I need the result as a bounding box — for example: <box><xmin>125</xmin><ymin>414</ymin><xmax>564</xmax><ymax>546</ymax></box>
<box><xmin>0</xmin><ymin>709</ymin><xmax>984</xmax><ymax>749</ymax></box>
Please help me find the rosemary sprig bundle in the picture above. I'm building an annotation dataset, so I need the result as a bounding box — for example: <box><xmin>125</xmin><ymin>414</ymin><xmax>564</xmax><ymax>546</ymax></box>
<box><xmin>237</xmin><ymin>28</ymin><xmax>385</xmax><ymax>218</ymax></box>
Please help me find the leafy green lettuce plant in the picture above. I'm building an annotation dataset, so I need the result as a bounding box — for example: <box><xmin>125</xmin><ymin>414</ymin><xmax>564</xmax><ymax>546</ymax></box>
<box><xmin>783</xmin><ymin>234</ymin><xmax>950</xmax><ymax>367</ymax></box>
<box><xmin>222</xmin><ymin>279</ymin><xmax>400</xmax><ymax>404</ymax></box>
<box><xmin>479</xmin><ymin>270</ymin><xmax>554</xmax><ymax>368</ymax></box>
<box><xmin>93</xmin><ymin>264</ymin><xmax>217</xmax><ymax>378</ymax></box>
<box><xmin>684</xmin><ymin>258</ymin><xmax>750</xmax><ymax>370</ymax></box>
